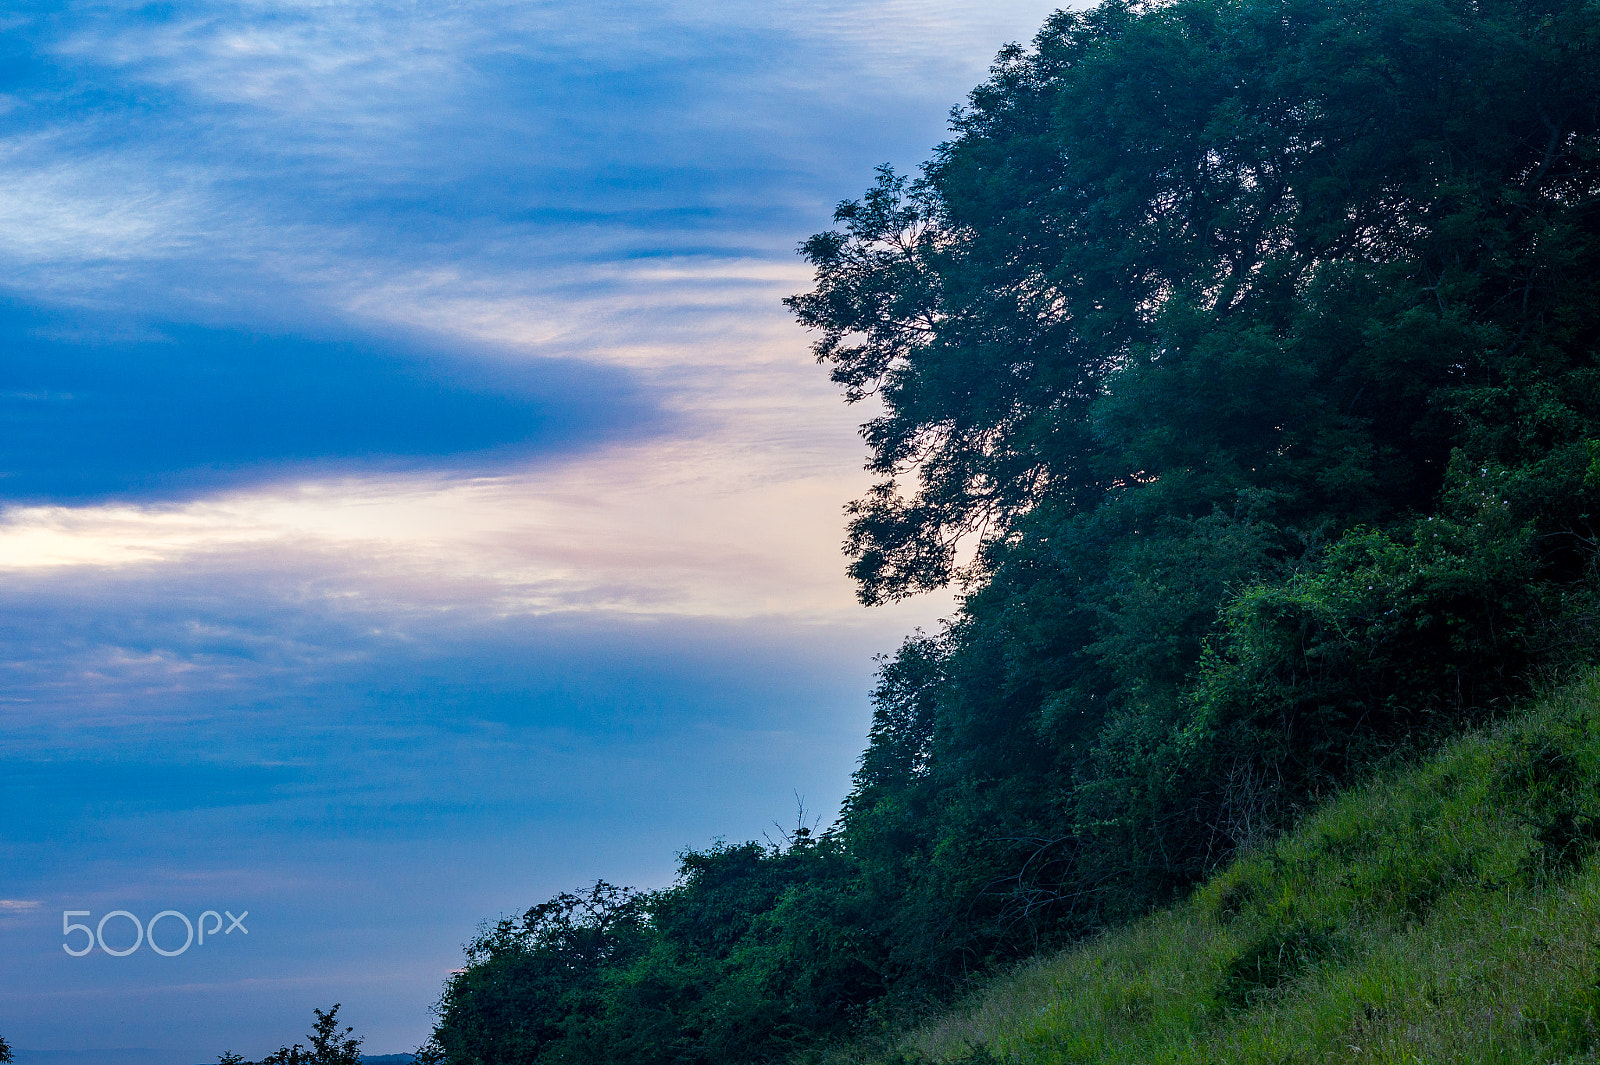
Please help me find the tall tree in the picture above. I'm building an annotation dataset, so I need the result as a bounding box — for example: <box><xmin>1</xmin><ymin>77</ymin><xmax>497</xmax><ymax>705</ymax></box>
<box><xmin>790</xmin><ymin>0</ymin><xmax>1600</xmax><ymax>606</ymax></box>
<box><xmin>795</xmin><ymin>0</ymin><xmax>1600</xmax><ymax>963</ymax></box>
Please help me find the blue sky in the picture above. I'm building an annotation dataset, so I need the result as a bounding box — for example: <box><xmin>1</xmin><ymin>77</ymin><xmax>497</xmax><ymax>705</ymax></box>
<box><xmin>0</xmin><ymin>1</ymin><xmax>1064</xmax><ymax>1058</ymax></box>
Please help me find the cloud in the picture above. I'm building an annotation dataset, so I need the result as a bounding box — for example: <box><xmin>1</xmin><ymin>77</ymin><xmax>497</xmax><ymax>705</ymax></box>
<box><xmin>0</xmin><ymin>0</ymin><xmax>1065</xmax><ymax>309</ymax></box>
<box><xmin>0</xmin><ymin>299</ymin><xmax>663</xmax><ymax>502</ymax></box>
<box><xmin>0</xmin><ymin>427</ymin><xmax>934</xmax><ymax>624</ymax></box>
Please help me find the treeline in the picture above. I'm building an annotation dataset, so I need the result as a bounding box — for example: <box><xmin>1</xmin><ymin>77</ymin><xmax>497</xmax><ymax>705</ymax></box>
<box><xmin>421</xmin><ymin>0</ymin><xmax>1600</xmax><ymax>1061</ymax></box>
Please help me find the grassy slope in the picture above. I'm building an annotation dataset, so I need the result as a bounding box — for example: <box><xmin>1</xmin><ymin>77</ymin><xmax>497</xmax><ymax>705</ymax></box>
<box><xmin>879</xmin><ymin>673</ymin><xmax>1600</xmax><ymax>1065</ymax></box>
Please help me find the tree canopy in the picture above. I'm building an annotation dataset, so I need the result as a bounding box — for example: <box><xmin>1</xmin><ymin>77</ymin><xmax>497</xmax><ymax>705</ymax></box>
<box><xmin>789</xmin><ymin>0</ymin><xmax>1600</xmax><ymax>967</ymax></box>
<box><xmin>789</xmin><ymin>0</ymin><xmax>1600</xmax><ymax>608</ymax></box>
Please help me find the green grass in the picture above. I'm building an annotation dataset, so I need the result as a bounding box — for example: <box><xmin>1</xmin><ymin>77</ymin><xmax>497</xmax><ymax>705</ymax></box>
<box><xmin>872</xmin><ymin>673</ymin><xmax>1600</xmax><ymax>1065</ymax></box>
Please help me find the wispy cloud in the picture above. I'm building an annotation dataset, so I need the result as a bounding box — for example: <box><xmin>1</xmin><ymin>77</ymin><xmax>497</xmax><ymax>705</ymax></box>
<box><xmin>2</xmin><ymin>0</ymin><xmax>1063</xmax><ymax>305</ymax></box>
<box><xmin>0</xmin><ymin>426</ymin><xmax>915</xmax><ymax>624</ymax></box>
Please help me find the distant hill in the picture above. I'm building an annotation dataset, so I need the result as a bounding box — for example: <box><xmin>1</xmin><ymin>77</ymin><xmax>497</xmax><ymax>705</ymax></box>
<box><xmin>12</xmin><ymin>1052</ymin><xmax>174</xmax><ymax>1065</ymax></box>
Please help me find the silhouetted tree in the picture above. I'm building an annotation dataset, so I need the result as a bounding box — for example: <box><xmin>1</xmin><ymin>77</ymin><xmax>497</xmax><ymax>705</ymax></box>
<box><xmin>218</xmin><ymin>1004</ymin><xmax>362</xmax><ymax>1065</ymax></box>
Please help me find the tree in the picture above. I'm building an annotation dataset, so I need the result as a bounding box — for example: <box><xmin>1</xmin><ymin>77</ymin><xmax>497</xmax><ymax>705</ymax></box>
<box><xmin>0</xmin><ymin>1032</ymin><xmax>12</xmax><ymax>1064</ymax></box>
<box><xmin>797</xmin><ymin>0</ymin><xmax>1600</xmax><ymax>965</ymax></box>
<box><xmin>790</xmin><ymin>0</ymin><xmax>1600</xmax><ymax>604</ymax></box>
<box><xmin>217</xmin><ymin>1004</ymin><xmax>362</xmax><ymax>1065</ymax></box>
<box><xmin>427</xmin><ymin>881</ymin><xmax>650</xmax><ymax>1065</ymax></box>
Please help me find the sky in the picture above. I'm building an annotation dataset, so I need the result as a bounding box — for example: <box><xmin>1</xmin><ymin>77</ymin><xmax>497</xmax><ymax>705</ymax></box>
<box><xmin>0</xmin><ymin>1</ymin><xmax>1064</xmax><ymax>1059</ymax></box>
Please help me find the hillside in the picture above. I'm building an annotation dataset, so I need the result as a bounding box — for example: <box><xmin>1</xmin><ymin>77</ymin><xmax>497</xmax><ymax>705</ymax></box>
<box><xmin>869</xmin><ymin>672</ymin><xmax>1600</xmax><ymax>1065</ymax></box>
<box><xmin>417</xmin><ymin>2</ymin><xmax>1600</xmax><ymax>1059</ymax></box>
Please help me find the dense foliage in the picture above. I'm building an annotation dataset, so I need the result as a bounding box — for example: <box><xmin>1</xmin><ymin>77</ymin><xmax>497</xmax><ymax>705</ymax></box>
<box><xmin>889</xmin><ymin>674</ymin><xmax>1600</xmax><ymax>1064</ymax></box>
<box><xmin>424</xmin><ymin>0</ymin><xmax>1600</xmax><ymax>1060</ymax></box>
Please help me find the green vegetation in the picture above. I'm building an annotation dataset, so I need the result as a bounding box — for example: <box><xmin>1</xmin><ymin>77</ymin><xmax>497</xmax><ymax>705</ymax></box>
<box><xmin>218</xmin><ymin>1004</ymin><xmax>363</xmax><ymax>1065</ymax></box>
<box><xmin>879</xmin><ymin>673</ymin><xmax>1600</xmax><ymax>1065</ymax></box>
<box><xmin>419</xmin><ymin>0</ymin><xmax>1600</xmax><ymax>1060</ymax></box>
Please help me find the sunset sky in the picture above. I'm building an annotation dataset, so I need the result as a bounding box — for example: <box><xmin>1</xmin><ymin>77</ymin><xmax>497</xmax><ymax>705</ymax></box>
<box><xmin>0</xmin><ymin>2</ymin><xmax>1062</xmax><ymax>1058</ymax></box>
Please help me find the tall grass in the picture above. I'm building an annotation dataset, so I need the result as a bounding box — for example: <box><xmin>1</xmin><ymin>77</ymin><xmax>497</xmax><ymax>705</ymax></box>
<box><xmin>873</xmin><ymin>673</ymin><xmax>1600</xmax><ymax>1064</ymax></box>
